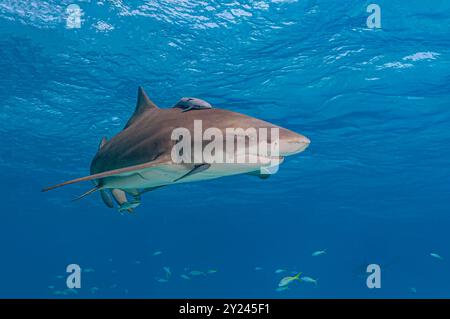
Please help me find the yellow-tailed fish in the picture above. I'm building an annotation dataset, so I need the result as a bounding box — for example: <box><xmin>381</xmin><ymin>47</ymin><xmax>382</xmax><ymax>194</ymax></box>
<box><xmin>278</xmin><ymin>272</ymin><xmax>302</xmax><ymax>287</ymax></box>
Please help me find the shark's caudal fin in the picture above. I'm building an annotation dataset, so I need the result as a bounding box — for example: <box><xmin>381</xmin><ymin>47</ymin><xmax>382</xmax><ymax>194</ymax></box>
<box><xmin>41</xmin><ymin>158</ymin><xmax>170</xmax><ymax>192</ymax></box>
<box><xmin>124</xmin><ymin>86</ymin><xmax>159</xmax><ymax>129</ymax></box>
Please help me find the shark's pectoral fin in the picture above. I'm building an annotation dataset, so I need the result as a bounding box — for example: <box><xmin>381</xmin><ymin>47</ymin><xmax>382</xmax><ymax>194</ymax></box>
<box><xmin>100</xmin><ymin>190</ymin><xmax>114</xmax><ymax>208</ymax></box>
<box><xmin>174</xmin><ymin>163</ymin><xmax>211</xmax><ymax>182</ymax></box>
<box><xmin>41</xmin><ymin>157</ymin><xmax>171</xmax><ymax>192</ymax></box>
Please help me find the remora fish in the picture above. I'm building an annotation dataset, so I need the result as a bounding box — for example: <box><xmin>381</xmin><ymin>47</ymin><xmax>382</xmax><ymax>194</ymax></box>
<box><xmin>42</xmin><ymin>87</ymin><xmax>310</xmax><ymax>211</ymax></box>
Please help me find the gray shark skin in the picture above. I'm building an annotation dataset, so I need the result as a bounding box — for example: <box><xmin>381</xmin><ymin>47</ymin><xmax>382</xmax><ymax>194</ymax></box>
<box><xmin>43</xmin><ymin>87</ymin><xmax>310</xmax><ymax>212</ymax></box>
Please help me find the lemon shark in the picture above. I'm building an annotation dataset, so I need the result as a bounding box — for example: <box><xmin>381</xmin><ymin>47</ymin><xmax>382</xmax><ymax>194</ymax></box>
<box><xmin>43</xmin><ymin>87</ymin><xmax>310</xmax><ymax>212</ymax></box>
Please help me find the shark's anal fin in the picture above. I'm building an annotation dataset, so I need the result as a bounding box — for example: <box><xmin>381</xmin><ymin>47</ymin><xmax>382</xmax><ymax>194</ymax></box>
<box><xmin>173</xmin><ymin>163</ymin><xmax>211</xmax><ymax>182</ymax></box>
<box><xmin>100</xmin><ymin>190</ymin><xmax>114</xmax><ymax>208</ymax></box>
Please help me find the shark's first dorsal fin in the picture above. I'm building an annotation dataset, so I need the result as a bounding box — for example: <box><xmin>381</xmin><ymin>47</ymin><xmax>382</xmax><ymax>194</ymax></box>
<box><xmin>124</xmin><ymin>86</ymin><xmax>159</xmax><ymax>129</ymax></box>
<box><xmin>98</xmin><ymin>136</ymin><xmax>108</xmax><ymax>150</ymax></box>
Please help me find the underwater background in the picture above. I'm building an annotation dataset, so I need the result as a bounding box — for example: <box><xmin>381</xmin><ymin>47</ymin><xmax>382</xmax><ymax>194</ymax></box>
<box><xmin>1</xmin><ymin>0</ymin><xmax>449</xmax><ymax>298</ymax></box>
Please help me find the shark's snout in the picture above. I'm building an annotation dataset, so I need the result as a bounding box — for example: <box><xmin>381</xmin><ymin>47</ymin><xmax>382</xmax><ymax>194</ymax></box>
<box><xmin>278</xmin><ymin>130</ymin><xmax>310</xmax><ymax>156</ymax></box>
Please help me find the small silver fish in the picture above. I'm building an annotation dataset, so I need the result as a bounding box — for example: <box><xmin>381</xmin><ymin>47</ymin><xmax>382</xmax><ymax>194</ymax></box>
<box><xmin>83</xmin><ymin>268</ymin><xmax>95</xmax><ymax>273</ymax></box>
<box><xmin>300</xmin><ymin>276</ymin><xmax>318</xmax><ymax>286</ymax></box>
<box><xmin>207</xmin><ymin>269</ymin><xmax>217</xmax><ymax>274</ymax></box>
<box><xmin>254</xmin><ymin>267</ymin><xmax>263</xmax><ymax>271</ymax></box>
<box><xmin>312</xmin><ymin>249</ymin><xmax>327</xmax><ymax>257</ymax></box>
<box><xmin>153</xmin><ymin>251</ymin><xmax>162</xmax><ymax>256</ymax></box>
<box><xmin>66</xmin><ymin>288</ymin><xmax>78</xmax><ymax>295</ymax></box>
<box><xmin>430</xmin><ymin>253</ymin><xmax>444</xmax><ymax>260</ymax></box>
<box><xmin>188</xmin><ymin>270</ymin><xmax>205</xmax><ymax>276</ymax></box>
<box><xmin>275</xmin><ymin>286</ymin><xmax>290</xmax><ymax>292</ymax></box>
<box><xmin>163</xmin><ymin>266</ymin><xmax>171</xmax><ymax>278</ymax></box>
<box><xmin>90</xmin><ymin>287</ymin><xmax>99</xmax><ymax>294</ymax></box>
<box><xmin>180</xmin><ymin>274</ymin><xmax>191</xmax><ymax>280</ymax></box>
<box><xmin>275</xmin><ymin>269</ymin><xmax>286</xmax><ymax>274</ymax></box>
<box><xmin>155</xmin><ymin>277</ymin><xmax>168</xmax><ymax>283</ymax></box>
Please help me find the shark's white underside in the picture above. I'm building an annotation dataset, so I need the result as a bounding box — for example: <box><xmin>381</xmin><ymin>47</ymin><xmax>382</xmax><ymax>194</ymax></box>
<box><xmin>101</xmin><ymin>155</ymin><xmax>281</xmax><ymax>190</ymax></box>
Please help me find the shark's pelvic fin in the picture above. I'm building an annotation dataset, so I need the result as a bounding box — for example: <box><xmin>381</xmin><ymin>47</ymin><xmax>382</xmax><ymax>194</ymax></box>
<box><xmin>124</xmin><ymin>86</ymin><xmax>159</xmax><ymax>129</ymax></box>
<box><xmin>41</xmin><ymin>158</ymin><xmax>171</xmax><ymax>192</ymax></box>
<box><xmin>72</xmin><ymin>186</ymin><xmax>100</xmax><ymax>202</ymax></box>
<box><xmin>100</xmin><ymin>190</ymin><xmax>114</xmax><ymax>208</ymax></box>
<box><xmin>112</xmin><ymin>189</ymin><xmax>137</xmax><ymax>213</ymax></box>
<box><xmin>111</xmin><ymin>189</ymin><xmax>128</xmax><ymax>206</ymax></box>
<box><xmin>174</xmin><ymin>163</ymin><xmax>211</xmax><ymax>182</ymax></box>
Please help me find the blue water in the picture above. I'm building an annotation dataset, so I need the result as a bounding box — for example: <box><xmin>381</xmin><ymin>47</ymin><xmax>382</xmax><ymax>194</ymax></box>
<box><xmin>1</xmin><ymin>0</ymin><xmax>450</xmax><ymax>298</ymax></box>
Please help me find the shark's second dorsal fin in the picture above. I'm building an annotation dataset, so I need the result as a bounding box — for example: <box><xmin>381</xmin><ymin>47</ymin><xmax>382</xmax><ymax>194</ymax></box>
<box><xmin>124</xmin><ymin>86</ymin><xmax>159</xmax><ymax>129</ymax></box>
